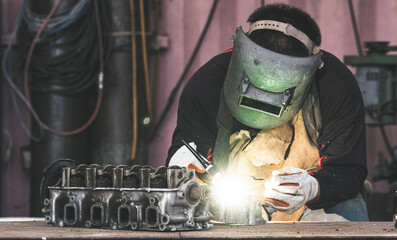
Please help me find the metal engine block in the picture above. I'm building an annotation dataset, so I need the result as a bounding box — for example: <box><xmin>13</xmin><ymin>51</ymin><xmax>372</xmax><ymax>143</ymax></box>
<box><xmin>42</xmin><ymin>164</ymin><xmax>212</xmax><ymax>231</ymax></box>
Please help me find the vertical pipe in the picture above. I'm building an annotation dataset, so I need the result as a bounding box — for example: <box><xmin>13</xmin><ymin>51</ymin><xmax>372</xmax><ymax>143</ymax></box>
<box><xmin>90</xmin><ymin>0</ymin><xmax>133</xmax><ymax>166</ymax></box>
<box><xmin>135</xmin><ymin>0</ymin><xmax>150</xmax><ymax>166</ymax></box>
<box><xmin>0</xmin><ymin>0</ymin><xmax>3</xmax><ymax>217</ymax></box>
<box><xmin>348</xmin><ymin>0</ymin><xmax>363</xmax><ymax>56</ymax></box>
<box><xmin>29</xmin><ymin>0</ymin><xmax>91</xmax><ymax>216</ymax></box>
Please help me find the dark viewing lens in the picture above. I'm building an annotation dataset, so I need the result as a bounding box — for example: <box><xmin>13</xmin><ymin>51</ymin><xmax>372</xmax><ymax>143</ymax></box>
<box><xmin>240</xmin><ymin>96</ymin><xmax>281</xmax><ymax>116</ymax></box>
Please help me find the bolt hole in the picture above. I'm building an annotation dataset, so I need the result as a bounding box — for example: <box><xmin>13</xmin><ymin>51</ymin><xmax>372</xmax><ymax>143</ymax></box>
<box><xmin>161</xmin><ymin>214</ymin><xmax>170</xmax><ymax>224</ymax></box>
<box><xmin>43</xmin><ymin>199</ymin><xmax>50</xmax><ymax>206</ymax></box>
<box><xmin>85</xmin><ymin>221</ymin><xmax>92</xmax><ymax>228</ymax></box>
<box><xmin>177</xmin><ymin>172</ymin><xmax>183</xmax><ymax>179</ymax></box>
<box><xmin>131</xmin><ymin>222</ymin><xmax>138</xmax><ymax>230</ymax></box>
<box><xmin>159</xmin><ymin>224</ymin><xmax>167</xmax><ymax>231</ymax></box>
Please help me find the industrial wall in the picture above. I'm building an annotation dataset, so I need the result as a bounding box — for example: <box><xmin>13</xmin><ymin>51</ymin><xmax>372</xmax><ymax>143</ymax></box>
<box><xmin>1</xmin><ymin>0</ymin><xmax>397</xmax><ymax>217</ymax></box>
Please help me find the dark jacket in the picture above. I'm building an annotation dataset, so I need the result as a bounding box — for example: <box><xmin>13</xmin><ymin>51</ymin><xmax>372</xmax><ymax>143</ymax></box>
<box><xmin>167</xmin><ymin>50</ymin><xmax>367</xmax><ymax>209</ymax></box>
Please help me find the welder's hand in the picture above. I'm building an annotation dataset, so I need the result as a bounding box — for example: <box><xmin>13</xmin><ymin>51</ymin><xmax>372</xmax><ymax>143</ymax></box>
<box><xmin>263</xmin><ymin>167</ymin><xmax>319</xmax><ymax>214</ymax></box>
<box><xmin>168</xmin><ymin>142</ymin><xmax>211</xmax><ymax>184</ymax></box>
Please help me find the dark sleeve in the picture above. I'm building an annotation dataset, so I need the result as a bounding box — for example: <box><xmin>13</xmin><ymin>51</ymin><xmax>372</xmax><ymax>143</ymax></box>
<box><xmin>307</xmin><ymin>51</ymin><xmax>368</xmax><ymax>209</ymax></box>
<box><xmin>165</xmin><ymin>52</ymin><xmax>232</xmax><ymax>166</ymax></box>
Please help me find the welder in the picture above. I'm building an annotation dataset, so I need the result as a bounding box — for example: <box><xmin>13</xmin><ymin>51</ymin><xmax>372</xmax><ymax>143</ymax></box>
<box><xmin>166</xmin><ymin>3</ymin><xmax>368</xmax><ymax>221</ymax></box>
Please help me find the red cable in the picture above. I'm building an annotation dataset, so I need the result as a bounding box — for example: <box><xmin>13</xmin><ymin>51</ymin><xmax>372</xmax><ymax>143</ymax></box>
<box><xmin>24</xmin><ymin>0</ymin><xmax>61</xmax><ymax>102</ymax></box>
<box><xmin>47</xmin><ymin>95</ymin><xmax>102</xmax><ymax>136</ymax></box>
<box><xmin>23</xmin><ymin>0</ymin><xmax>104</xmax><ymax>137</ymax></box>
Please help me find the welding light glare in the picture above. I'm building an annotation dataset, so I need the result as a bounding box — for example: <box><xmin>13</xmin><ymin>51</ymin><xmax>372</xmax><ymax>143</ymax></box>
<box><xmin>211</xmin><ymin>174</ymin><xmax>252</xmax><ymax>207</ymax></box>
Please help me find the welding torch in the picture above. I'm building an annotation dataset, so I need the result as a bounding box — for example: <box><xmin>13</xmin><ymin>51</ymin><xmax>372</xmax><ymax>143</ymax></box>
<box><xmin>181</xmin><ymin>139</ymin><xmax>218</xmax><ymax>178</ymax></box>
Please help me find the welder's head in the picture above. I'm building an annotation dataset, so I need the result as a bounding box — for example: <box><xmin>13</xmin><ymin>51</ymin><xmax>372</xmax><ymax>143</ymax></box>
<box><xmin>223</xmin><ymin>4</ymin><xmax>323</xmax><ymax>130</ymax></box>
<box><xmin>247</xmin><ymin>4</ymin><xmax>322</xmax><ymax>57</ymax></box>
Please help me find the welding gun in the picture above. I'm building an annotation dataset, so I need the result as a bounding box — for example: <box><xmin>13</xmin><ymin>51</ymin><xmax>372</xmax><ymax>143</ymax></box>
<box><xmin>181</xmin><ymin>139</ymin><xmax>218</xmax><ymax>178</ymax></box>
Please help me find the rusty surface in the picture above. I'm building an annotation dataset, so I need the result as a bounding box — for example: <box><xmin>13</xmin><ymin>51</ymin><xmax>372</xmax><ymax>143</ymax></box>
<box><xmin>1</xmin><ymin>220</ymin><xmax>397</xmax><ymax>239</ymax></box>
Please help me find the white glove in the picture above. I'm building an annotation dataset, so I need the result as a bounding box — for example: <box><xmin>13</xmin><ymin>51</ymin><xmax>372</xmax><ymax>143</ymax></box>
<box><xmin>168</xmin><ymin>142</ymin><xmax>206</xmax><ymax>170</ymax></box>
<box><xmin>169</xmin><ymin>142</ymin><xmax>214</xmax><ymax>184</ymax></box>
<box><xmin>263</xmin><ymin>166</ymin><xmax>319</xmax><ymax>214</ymax></box>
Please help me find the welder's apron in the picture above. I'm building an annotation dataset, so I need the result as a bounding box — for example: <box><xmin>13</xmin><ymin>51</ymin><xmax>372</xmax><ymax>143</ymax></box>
<box><xmin>213</xmin><ymin>83</ymin><xmax>322</xmax><ymax>221</ymax></box>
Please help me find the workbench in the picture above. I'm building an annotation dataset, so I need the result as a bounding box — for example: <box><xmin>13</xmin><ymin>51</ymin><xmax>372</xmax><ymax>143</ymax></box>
<box><xmin>1</xmin><ymin>218</ymin><xmax>397</xmax><ymax>239</ymax></box>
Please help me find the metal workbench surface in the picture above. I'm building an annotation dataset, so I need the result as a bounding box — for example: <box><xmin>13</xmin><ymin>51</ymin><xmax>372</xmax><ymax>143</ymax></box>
<box><xmin>1</xmin><ymin>219</ymin><xmax>396</xmax><ymax>239</ymax></box>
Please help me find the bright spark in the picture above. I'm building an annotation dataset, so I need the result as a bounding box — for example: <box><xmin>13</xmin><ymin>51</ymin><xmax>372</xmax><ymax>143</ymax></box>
<box><xmin>211</xmin><ymin>174</ymin><xmax>252</xmax><ymax>207</ymax></box>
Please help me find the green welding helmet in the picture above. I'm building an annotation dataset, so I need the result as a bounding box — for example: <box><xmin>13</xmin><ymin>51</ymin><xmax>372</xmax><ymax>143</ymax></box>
<box><xmin>223</xmin><ymin>26</ymin><xmax>323</xmax><ymax>130</ymax></box>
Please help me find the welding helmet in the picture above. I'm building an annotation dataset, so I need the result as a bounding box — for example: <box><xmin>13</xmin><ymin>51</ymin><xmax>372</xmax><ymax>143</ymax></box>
<box><xmin>223</xmin><ymin>26</ymin><xmax>323</xmax><ymax>130</ymax></box>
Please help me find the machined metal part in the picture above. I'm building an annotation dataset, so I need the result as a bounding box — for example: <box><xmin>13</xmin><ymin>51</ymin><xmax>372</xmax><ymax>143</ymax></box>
<box><xmin>42</xmin><ymin>164</ymin><xmax>212</xmax><ymax>231</ymax></box>
<box><xmin>213</xmin><ymin>201</ymin><xmax>266</xmax><ymax>225</ymax></box>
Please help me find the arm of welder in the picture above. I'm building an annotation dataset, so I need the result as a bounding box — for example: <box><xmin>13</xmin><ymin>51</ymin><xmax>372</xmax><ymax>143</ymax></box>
<box><xmin>165</xmin><ymin>53</ymin><xmax>230</xmax><ymax>184</ymax></box>
<box><xmin>307</xmin><ymin>51</ymin><xmax>367</xmax><ymax>209</ymax></box>
<box><xmin>168</xmin><ymin>142</ymin><xmax>212</xmax><ymax>184</ymax></box>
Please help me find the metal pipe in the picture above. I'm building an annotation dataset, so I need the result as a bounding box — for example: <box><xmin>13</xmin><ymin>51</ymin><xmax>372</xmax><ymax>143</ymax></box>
<box><xmin>0</xmin><ymin>0</ymin><xmax>3</xmax><ymax>217</ymax></box>
<box><xmin>29</xmin><ymin>0</ymin><xmax>91</xmax><ymax>216</ymax></box>
<box><xmin>90</xmin><ymin>0</ymin><xmax>132</xmax><ymax>166</ymax></box>
<box><xmin>348</xmin><ymin>0</ymin><xmax>363</xmax><ymax>56</ymax></box>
